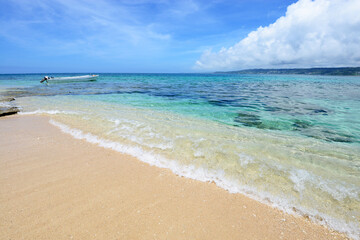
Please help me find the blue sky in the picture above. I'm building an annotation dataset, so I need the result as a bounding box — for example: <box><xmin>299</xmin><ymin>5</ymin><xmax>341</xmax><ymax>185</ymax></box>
<box><xmin>0</xmin><ymin>0</ymin><xmax>295</xmax><ymax>73</ymax></box>
<box><xmin>1</xmin><ymin>0</ymin><xmax>359</xmax><ymax>73</ymax></box>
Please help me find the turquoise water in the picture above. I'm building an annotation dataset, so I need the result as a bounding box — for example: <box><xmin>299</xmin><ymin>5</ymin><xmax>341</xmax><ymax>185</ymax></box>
<box><xmin>1</xmin><ymin>73</ymin><xmax>360</xmax><ymax>238</ymax></box>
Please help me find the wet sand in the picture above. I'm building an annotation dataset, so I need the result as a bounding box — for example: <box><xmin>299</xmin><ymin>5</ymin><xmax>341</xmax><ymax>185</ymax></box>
<box><xmin>0</xmin><ymin>115</ymin><xmax>348</xmax><ymax>239</ymax></box>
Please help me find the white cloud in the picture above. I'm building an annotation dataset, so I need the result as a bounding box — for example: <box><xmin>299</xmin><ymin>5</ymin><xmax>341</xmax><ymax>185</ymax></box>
<box><xmin>195</xmin><ymin>0</ymin><xmax>360</xmax><ymax>70</ymax></box>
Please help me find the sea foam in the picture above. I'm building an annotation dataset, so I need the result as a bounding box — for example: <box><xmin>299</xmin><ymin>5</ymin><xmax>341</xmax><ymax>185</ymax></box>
<box><xmin>49</xmin><ymin>119</ymin><xmax>359</xmax><ymax>240</ymax></box>
<box><xmin>19</xmin><ymin>109</ymin><xmax>80</xmax><ymax>115</ymax></box>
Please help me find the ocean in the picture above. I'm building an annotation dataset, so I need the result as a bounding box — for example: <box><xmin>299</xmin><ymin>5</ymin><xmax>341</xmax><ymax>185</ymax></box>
<box><xmin>1</xmin><ymin>73</ymin><xmax>359</xmax><ymax>239</ymax></box>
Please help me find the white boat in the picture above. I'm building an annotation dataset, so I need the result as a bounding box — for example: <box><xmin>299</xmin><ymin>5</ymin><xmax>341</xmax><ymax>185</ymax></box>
<box><xmin>40</xmin><ymin>75</ymin><xmax>99</xmax><ymax>83</ymax></box>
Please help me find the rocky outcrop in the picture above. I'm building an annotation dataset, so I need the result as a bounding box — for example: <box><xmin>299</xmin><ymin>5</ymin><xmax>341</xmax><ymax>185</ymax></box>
<box><xmin>0</xmin><ymin>107</ymin><xmax>19</xmax><ymax>117</ymax></box>
<box><xmin>0</xmin><ymin>97</ymin><xmax>19</xmax><ymax>117</ymax></box>
<box><xmin>0</xmin><ymin>97</ymin><xmax>15</xmax><ymax>102</ymax></box>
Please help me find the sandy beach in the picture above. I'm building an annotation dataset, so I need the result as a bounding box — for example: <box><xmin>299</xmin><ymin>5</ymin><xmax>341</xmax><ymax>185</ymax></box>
<box><xmin>0</xmin><ymin>115</ymin><xmax>349</xmax><ymax>240</ymax></box>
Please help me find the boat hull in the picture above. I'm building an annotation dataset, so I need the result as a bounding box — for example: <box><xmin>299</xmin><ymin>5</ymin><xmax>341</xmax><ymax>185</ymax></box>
<box><xmin>42</xmin><ymin>75</ymin><xmax>99</xmax><ymax>83</ymax></box>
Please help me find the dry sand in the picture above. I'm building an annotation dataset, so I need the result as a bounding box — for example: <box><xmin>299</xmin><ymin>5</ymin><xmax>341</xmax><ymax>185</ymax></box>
<box><xmin>0</xmin><ymin>115</ymin><xmax>349</xmax><ymax>240</ymax></box>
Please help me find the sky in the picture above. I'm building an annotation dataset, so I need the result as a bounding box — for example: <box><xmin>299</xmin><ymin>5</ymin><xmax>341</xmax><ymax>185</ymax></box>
<box><xmin>0</xmin><ymin>0</ymin><xmax>359</xmax><ymax>73</ymax></box>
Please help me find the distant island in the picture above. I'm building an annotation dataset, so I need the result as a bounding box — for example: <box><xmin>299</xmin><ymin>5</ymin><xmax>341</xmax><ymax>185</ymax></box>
<box><xmin>215</xmin><ymin>67</ymin><xmax>360</xmax><ymax>76</ymax></box>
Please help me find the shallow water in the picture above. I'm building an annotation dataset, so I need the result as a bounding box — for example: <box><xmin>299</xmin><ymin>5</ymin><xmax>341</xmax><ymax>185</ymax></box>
<box><xmin>1</xmin><ymin>73</ymin><xmax>360</xmax><ymax>239</ymax></box>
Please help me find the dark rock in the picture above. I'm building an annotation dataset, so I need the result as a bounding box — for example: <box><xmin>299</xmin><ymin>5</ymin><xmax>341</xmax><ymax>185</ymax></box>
<box><xmin>0</xmin><ymin>97</ymin><xmax>15</xmax><ymax>102</ymax></box>
<box><xmin>0</xmin><ymin>96</ymin><xmax>19</xmax><ymax>117</ymax></box>
<box><xmin>0</xmin><ymin>107</ymin><xmax>19</xmax><ymax>117</ymax></box>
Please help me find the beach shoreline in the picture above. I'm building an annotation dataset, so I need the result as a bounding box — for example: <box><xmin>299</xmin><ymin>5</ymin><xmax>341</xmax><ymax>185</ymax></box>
<box><xmin>0</xmin><ymin>114</ymin><xmax>350</xmax><ymax>239</ymax></box>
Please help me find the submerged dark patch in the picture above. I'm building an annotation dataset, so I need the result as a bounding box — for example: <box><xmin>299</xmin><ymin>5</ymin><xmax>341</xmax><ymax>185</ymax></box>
<box><xmin>292</xmin><ymin>119</ymin><xmax>313</xmax><ymax>130</ymax></box>
<box><xmin>305</xmin><ymin>108</ymin><xmax>329</xmax><ymax>116</ymax></box>
<box><xmin>300</xmin><ymin>127</ymin><xmax>356</xmax><ymax>143</ymax></box>
<box><xmin>264</xmin><ymin>106</ymin><xmax>285</xmax><ymax>112</ymax></box>
<box><xmin>234</xmin><ymin>112</ymin><xmax>287</xmax><ymax>130</ymax></box>
<box><xmin>234</xmin><ymin>112</ymin><xmax>263</xmax><ymax>128</ymax></box>
<box><xmin>208</xmin><ymin>99</ymin><xmax>232</xmax><ymax>107</ymax></box>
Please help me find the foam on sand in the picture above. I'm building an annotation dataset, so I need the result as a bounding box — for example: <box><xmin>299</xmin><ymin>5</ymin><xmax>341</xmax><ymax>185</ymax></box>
<box><xmin>49</xmin><ymin>119</ymin><xmax>359</xmax><ymax>240</ymax></box>
<box><xmin>1</xmin><ymin>115</ymin><xmax>349</xmax><ymax>240</ymax></box>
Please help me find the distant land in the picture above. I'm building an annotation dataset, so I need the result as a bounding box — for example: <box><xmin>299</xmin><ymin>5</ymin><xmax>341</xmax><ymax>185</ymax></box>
<box><xmin>215</xmin><ymin>67</ymin><xmax>360</xmax><ymax>76</ymax></box>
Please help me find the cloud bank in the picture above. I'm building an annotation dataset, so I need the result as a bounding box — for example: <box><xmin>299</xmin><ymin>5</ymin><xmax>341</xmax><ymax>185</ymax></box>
<box><xmin>195</xmin><ymin>0</ymin><xmax>360</xmax><ymax>71</ymax></box>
